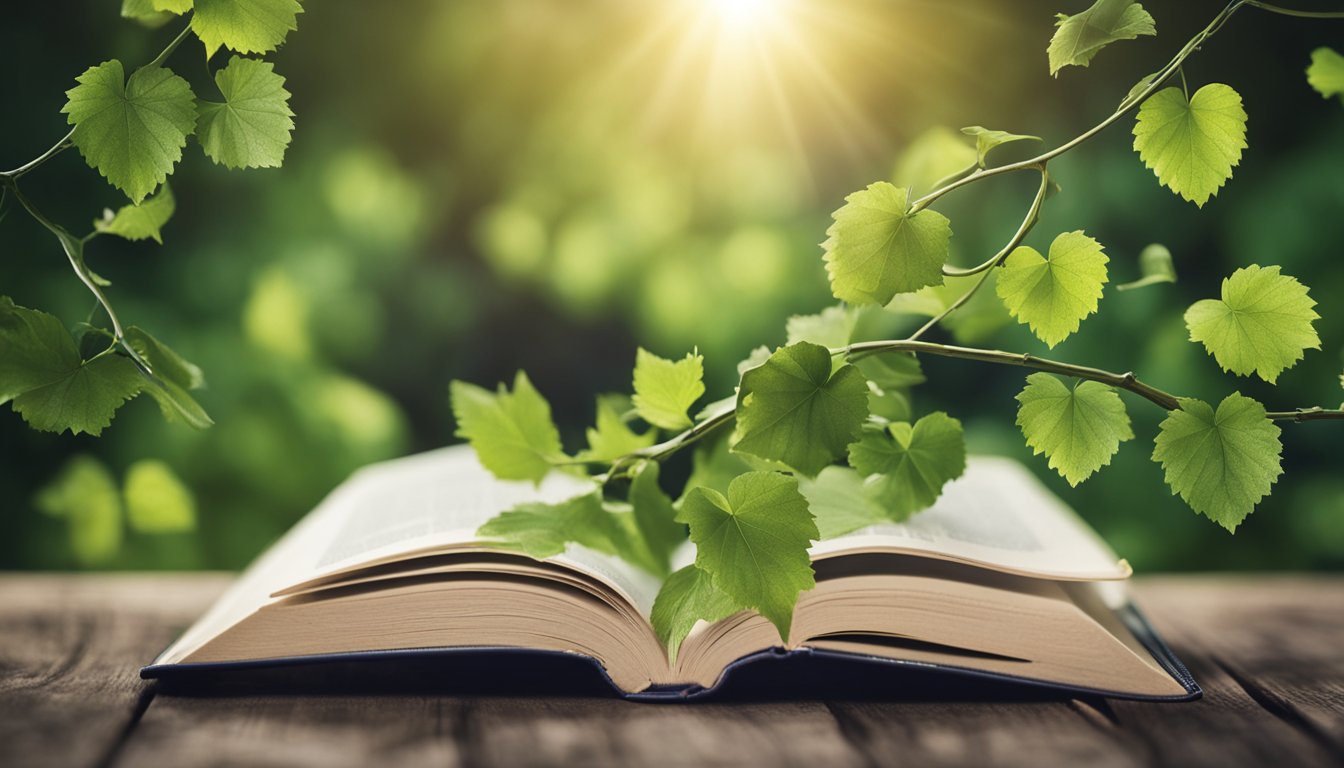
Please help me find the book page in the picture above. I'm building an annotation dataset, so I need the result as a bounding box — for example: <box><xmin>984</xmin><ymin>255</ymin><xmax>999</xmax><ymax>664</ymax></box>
<box><xmin>810</xmin><ymin>456</ymin><xmax>1130</xmax><ymax>580</ymax></box>
<box><xmin>297</xmin><ymin>445</ymin><xmax>662</xmax><ymax>613</ymax></box>
<box><xmin>152</xmin><ymin>446</ymin><xmax>662</xmax><ymax>665</ymax></box>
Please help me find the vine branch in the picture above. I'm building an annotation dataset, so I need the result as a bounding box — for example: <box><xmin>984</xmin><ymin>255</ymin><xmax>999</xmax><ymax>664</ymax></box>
<box><xmin>837</xmin><ymin>339</ymin><xmax>1344</xmax><ymax>422</ymax></box>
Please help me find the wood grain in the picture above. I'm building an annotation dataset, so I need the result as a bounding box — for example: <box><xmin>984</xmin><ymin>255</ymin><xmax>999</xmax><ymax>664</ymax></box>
<box><xmin>0</xmin><ymin>574</ymin><xmax>1340</xmax><ymax>768</ymax></box>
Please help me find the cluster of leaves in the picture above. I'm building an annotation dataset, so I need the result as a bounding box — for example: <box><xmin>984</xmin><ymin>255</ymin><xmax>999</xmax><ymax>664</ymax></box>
<box><xmin>0</xmin><ymin>0</ymin><xmax>302</xmax><ymax>435</ymax></box>
<box><xmin>453</xmin><ymin>0</ymin><xmax>1344</xmax><ymax>659</ymax></box>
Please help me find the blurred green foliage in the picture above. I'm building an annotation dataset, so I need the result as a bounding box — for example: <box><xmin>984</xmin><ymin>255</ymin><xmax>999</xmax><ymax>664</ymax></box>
<box><xmin>2</xmin><ymin>0</ymin><xmax>1341</xmax><ymax>571</ymax></box>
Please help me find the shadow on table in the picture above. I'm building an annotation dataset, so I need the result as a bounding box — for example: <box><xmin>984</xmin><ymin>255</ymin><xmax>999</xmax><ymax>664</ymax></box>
<box><xmin>149</xmin><ymin>649</ymin><xmax>1093</xmax><ymax>704</ymax></box>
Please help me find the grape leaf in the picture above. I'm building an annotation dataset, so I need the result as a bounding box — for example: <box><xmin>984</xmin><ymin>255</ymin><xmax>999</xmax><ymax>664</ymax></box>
<box><xmin>153</xmin><ymin>0</ymin><xmax>192</xmax><ymax>12</ymax></box>
<box><xmin>451</xmin><ymin>372</ymin><xmax>565</xmax><ymax>484</ymax></box>
<box><xmin>996</xmin><ymin>230</ymin><xmax>1109</xmax><ymax>348</ymax></box>
<box><xmin>1016</xmin><ymin>373</ymin><xmax>1133</xmax><ymax>486</ymax></box>
<box><xmin>1184</xmin><ymin>265</ymin><xmax>1319</xmax><ymax>384</ymax></box>
<box><xmin>677</xmin><ymin>471</ymin><xmax>818</xmax><ymax>641</ymax></box>
<box><xmin>196</xmin><ymin>56</ymin><xmax>295</xmax><ymax>170</ymax></box>
<box><xmin>94</xmin><ymin>183</ymin><xmax>175</xmax><ymax>244</ymax></box>
<box><xmin>892</xmin><ymin>126</ymin><xmax>977</xmax><ymax>195</ymax></box>
<box><xmin>1151</xmin><ymin>393</ymin><xmax>1283</xmax><ymax>532</ymax></box>
<box><xmin>0</xmin><ymin>298</ymin><xmax>143</xmax><ymax>435</ymax></box>
<box><xmin>125</xmin><ymin>326</ymin><xmax>204</xmax><ymax>391</ymax></box>
<box><xmin>576</xmin><ymin>394</ymin><xmax>654</xmax><ymax>462</ymax></box>
<box><xmin>125</xmin><ymin>326</ymin><xmax>213</xmax><ymax>429</ymax></box>
<box><xmin>629</xmin><ymin>461</ymin><xmax>685</xmax><ymax>576</ymax></box>
<box><xmin>192</xmin><ymin>0</ymin><xmax>303</xmax><ymax>58</ymax></box>
<box><xmin>63</xmin><ymin>61</ymin><xmax>197</xmax><ymax>204</ymax></box>
<box><xmin>1133</xmin><ymin>84</ymin><xmax>1247</xmax><ymax>207</ymax></box>
<box><xmin>121</xmin><ymin>0</ymin><xmax>174</xmax><ymax>25</ymax></box>
<box><xmin>854</xmin><ymin>353</ymin><xmax>924</xmax><ymax>390</ymax></box>
<box><xmin>1048</xmin><ymin>0</ymin><xmax>1156</xmax><ymax>77</ymax></box>
<box><xmin>823</xmin><ymin>182</ymin><xmax>952</xmax><ymax>306</ymax></box>
<box><xmin>650</xmin><ymin>565</ymin><xmax>741</xmax><ymax>663</ymax></box>
<box><xmin>786</xmin><ymin>305</ymin><xmax>856</xmax><ymax>349</ymax></box>
<box><xmin>960</xmin><ymin>126</ymin><xmax>1041</xmax><ymax>166</ymax></box>
<box><xmin>798</xmin><ymin>466</ymin><xmax>887</xmax><ymax>539</ymax></box>
<box><xmin>13</xmin><ymin>356</ymin><xmax>143</xmax><ymax>436</ymax></box>
<box><xmin>735</xmin><ymin>345</ymin><xmax>773</xmax><ymax>377</ymax></box>
<box><xmin>477</xmin><ymin>490</ymin><xmax>624</xmax><ymax>559</ymax></box>
<box><xmin>734</xmin><ymin>342</ymin><xmax>869</xmax><ymax>476</ymax></box>
<box><xmin>1307</xmin><ymin>47</ymin><xmax>1344</xmax><ymax>103</ymax></box>
<box><xmin>632</xmin><ymin>347</ymin><xmax>705</xmax><ymax>430</ymax></box>
<box><xmin>847</xmin><ymin>411</ymin><xmax>966</xmax><ymax>520</ymax></box>
<box><xmin>124</xmin><ymin>459</ymin><xmax>197</xmax><ymax>533</ymax></box>
<box><xmin>1115</xmin><ymin>243</ymin><xmax>1176</xmax><ymax>291</ymax></box>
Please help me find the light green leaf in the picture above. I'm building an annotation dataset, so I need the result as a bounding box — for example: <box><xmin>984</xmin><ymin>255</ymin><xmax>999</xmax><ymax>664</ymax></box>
<box><xmin>477</xmin><ymin>489</ymin><xmax>623</xmax><ymax>559</ymax></box>
<box><xmin>996</xmin><ymin>230</ymin><xmax>1109</xmax><ymax>348</ymax></box>
<box><xmin>677</xmin><ymin>472</ymin><xmax>818</xmax><ymax>641</ymax></box>
<box><xmin>734</xmin><ymin>342</ymin><xmax>870</xmax><ymax>476</ymax></box>
<box><xmin>125</xmin><ymin>326</ymin><xmax>204</xmax><ymax>391</ymax></box>
<box><xmin>1116</xmin><ymin>243</ymin><xmax>1177</xmax><ymax>291</ymax></box>
<box><xmin>1152</xmin><ymin>393</ymin><xmax>1282</xmax><ymax>532</ymax></box>
<box><xmin>1</xmin><ymin>297</ymin><xmax>79</xmax><ymax>403</ymax></box>
<box><xmin>124</xmin><ymin>459</ymin><xmax>197</xmax><ymax>533</ymax></box>
<box><xmin>153</xmin><ymin>0</ymin><xmax>192</xmax><ymax>12</ymax></box>
<box><xmin>124</xmin><ymin>326</ymin><xmax>213</xmax><ymax>430</ymax></box>
<box><xmin>847</xmin><ymin>411</ymin><xmax>966</xmax><ymax>520</ymax></box>
<box><xmin>36</xmin><ymin>456</ymin><xmax>124</xmax><ymax>565</ymax></box>
<box><xmin>892</xmin><ymin>126</ymin><xmax>978</xmax><ymax>195</ymax></box>
<box><xmin>1184</xmin><ymin>265</ymin><xmax>1320</xmax><ymax>384</ymax></box>
<box><xmin>1307</xmin><ymin>47</ymin><xmax>1344</xmax><ymax>103</ymax></box>
<box><xmin>196</xmin><ymin>56</ymin><xmax>295</xmax><ymax>170</ymax></box>
<box><xmin>0</xmin><ymin>298</ymin><xmax>143</xmax><ymax>436</ymax></box>
<box><xmin>192</xmin><ymin>0</ymin><xmax>303</xmax><ymax>58</ymax></box>
<box><xmin>12</xmin><ymin>356</ymin><xmax>143</xmax><ymax>436</ymax></box>
<box><xmin>960</xmin><ymin>126</ymin><xmax>1041</xmax><ymax>166</ymax></box>
<box><xmin>451</xmin><ymin>371</ymin><xmax>565</xmax><ymax>484</ymax></box>
<box><xmin>94</xmin><ymin>183</ymin><xmax>175</xmax><ymax>244</ymax></box>
<box><xmin>650</xmin><ymin>565</ymin><xmax>741</xmax><ymax>663</ymax></box>
<box><xmin>576</xmin><ymin>394</ymin><xmax>654</xmax><ymax>463</ymax></box>
<box><xmin>853</xmin><ymin>353</ymin><xmax>924</xmax><ymax>390</ymax></box>
<box><xmin>121</xmin><ymin>0</ymin><xmax>173</xmax><ymax>26</ymax></box>
<box><xmin>632</xmin><ymin>347</ymin><xmax>705</xmax><ymax>430</ymax></box>
<box><xmin>629</xmin><ymin>461</ymin><xmax>685</xmax><ymax>576</ymax></box>
<box><xmin>1016</xmin><ymin>373</ymin><xmax>1133</xmax><ymax>486</ymax></box>
<box><xmin>798</xmin><ymin>466</ymin><xmax>887</xmax><ymax>539</ymax></box>
<box><xmin>1133</xmin><ymin>83</ymin><xmax>1247</xmax><ymax>207</ymax></box>
<box><xmin>735</xmin><ymin>345</ymin><xmax>773</xmax><ymax>377</ymax></box>
<box><xmin>823</xmin><ymin>182</ymin><xmax>952</xmax><ymax>306</ymax></box>
<box><xmin>63</xmin><ymin>61</ymin><xmax>197</xmax><ymax>203</ymax></box>
<box><xmin>786</xmin><ymin>305</ymin><xmax>856</xmax><ymax>349</ymax></box>
<box><xmin>1048</xmin><ymin>0</ymin><xmax>1156</xmax><ymax>76</ymax></box>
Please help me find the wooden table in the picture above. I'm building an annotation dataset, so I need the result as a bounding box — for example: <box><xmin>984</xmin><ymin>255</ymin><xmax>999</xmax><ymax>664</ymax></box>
<box><xmin>1</xmin><ymin>574</ymin><xmax>1341</xmax><ymax>767</ymax></box>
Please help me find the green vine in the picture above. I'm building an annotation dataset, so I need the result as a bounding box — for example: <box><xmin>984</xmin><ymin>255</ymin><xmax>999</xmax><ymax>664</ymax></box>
<box><xmin>1</xmin><ymin>1</ymin><xmax>302</xmax><ymax>435</ymax></box>
<box><xmin>451</xmin><ymin>0</ymin><xmax>1344</xmax><ymax>657</ymax></box>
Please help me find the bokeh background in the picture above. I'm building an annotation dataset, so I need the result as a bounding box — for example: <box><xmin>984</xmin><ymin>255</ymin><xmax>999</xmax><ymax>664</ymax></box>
<box><xmin>2</xmin><ymin>0</ymin><xmax>1342</xmax><ymax>572</ymax></box>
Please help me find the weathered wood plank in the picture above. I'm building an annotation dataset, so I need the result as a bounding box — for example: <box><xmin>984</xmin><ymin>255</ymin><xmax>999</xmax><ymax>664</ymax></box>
<box><xmin>0</xmin><ymin>573</ymin><xmax>229</xmax><ymax>768</ymax></box>
<box><xmin>112</xmin><ymin>695</ymin><xmax>463</xmax><ymax>768</ymax></box>
<box><xmin>1104</xmin><ymin>577</ymin><xmax>1344</xmax><ymax>768</ymax></box>
<box><xmin>463</xmin><ymin>698</ymin><xmax>867</xmax><ymax>768</ymax></box>
<box><xmin>824</xmin><ymin>698</ymin><xmax>1144</xmax><ymax>768</ymax></box>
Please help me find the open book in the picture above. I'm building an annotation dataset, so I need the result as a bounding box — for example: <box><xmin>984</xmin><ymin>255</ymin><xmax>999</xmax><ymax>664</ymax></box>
<box><xmin>142</xmin><ymin>446</ymin><xmax>1199</xmax><ymax>701</ymax></box>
